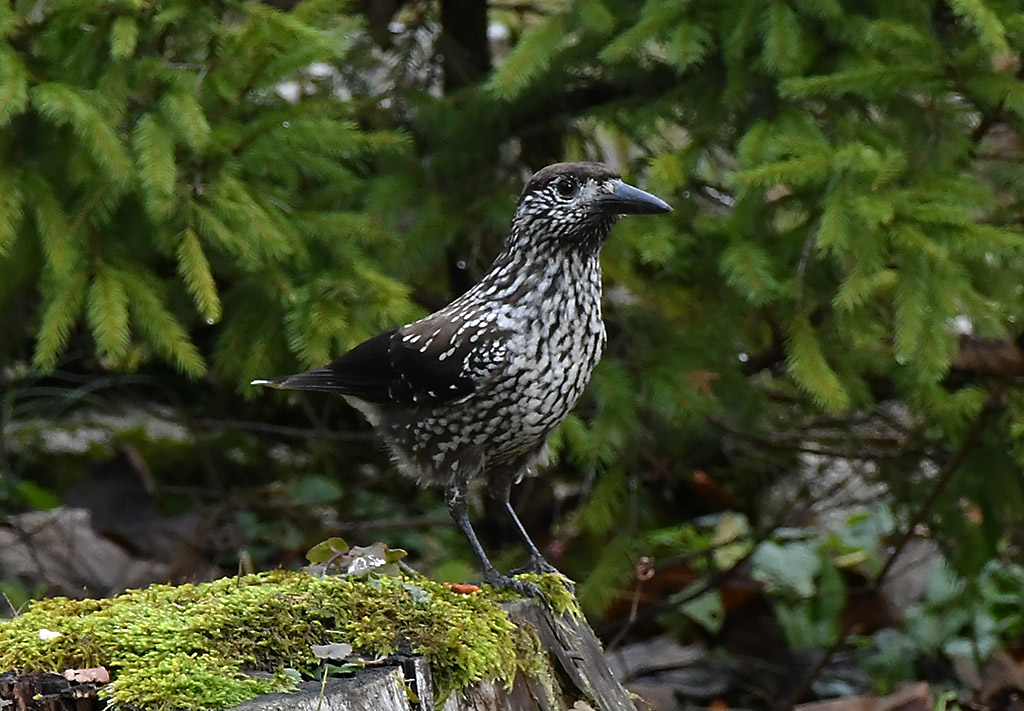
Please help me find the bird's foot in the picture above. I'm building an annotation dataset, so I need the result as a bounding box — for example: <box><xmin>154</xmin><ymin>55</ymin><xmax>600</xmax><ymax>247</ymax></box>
<box><xmin>511</xmin><ymin>556</ymin><xmax>576</xmax><ymax>595</ymax></box>
<box><xmin>483</xmin><ymin>569</ymin><xmax>545</xmax><ymax>599</ymax></box>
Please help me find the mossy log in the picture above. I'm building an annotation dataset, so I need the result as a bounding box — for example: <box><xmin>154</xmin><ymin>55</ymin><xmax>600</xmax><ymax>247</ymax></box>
<box><xmin>233</xmin><ymin>599</ymin><xmax>637</xmax><ymax>711</ymax></box>
<box><xmin>0</xmin><ymin>571</ymin><xmax>633</xmax><ymax>711</ymax></box>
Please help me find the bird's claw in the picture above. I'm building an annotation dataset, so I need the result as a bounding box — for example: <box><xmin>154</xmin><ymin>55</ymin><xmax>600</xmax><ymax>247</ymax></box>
<box><xmin>511</xmin><ymin>555</ymin><xmax>561</xmax><ymax>576</ymax></box>
<box><xmin>510</xmin><ymin>556</ymin><xmax>576</xmax><ymax>595</ymax></box>
<box><xmin>483</xmin><ymin>570</ymin><xmax>545</xmax><ymax>599</ymax></box>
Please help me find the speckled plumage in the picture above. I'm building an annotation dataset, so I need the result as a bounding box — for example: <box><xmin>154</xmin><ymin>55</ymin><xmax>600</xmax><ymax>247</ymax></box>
<box><xmin>254</xmin><ymin>162</ymin><xmax>671</xmax><ymax>596</ymax></box>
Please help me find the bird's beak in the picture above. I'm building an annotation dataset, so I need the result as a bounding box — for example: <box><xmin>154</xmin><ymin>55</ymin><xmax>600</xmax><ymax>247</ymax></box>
<box><xmin>598</xmin><ymin>180</ymin><xmax>672</xmax><ymax>215</ymax></box>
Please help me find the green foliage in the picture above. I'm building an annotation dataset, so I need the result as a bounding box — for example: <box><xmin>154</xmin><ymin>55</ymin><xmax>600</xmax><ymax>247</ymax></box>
<box><xmin>5</xmin><ymin>0</ymin><xmax>1024</xmax><ymax>691</ymax></box>
<box><xmin>1</xmin><ymin>0</ymin><xmax>411</xmax><ymax>380</ymax></box>
<box><xmin>0</xmin><ymin>570</ymin><xmax>551</xmax><ymax>709</ymax></box>
<box><xmin>861</xmin><ymin>557</ymin><xmax>1024</xmax><ymax>692</ymax></box>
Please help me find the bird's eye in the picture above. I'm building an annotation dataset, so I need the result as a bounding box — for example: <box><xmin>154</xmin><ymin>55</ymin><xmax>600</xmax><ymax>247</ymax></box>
<box><xmin>554</xmin><ymin>177</ymin><xmax>579</xmax><ymax>199</ymax></box>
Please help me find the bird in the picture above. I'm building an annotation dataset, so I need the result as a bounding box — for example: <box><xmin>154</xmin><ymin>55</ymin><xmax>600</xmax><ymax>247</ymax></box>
<box><xmin>253</xmin><ymin>162</ymin><xmax>671</xmax><ymax>597</ymax></box>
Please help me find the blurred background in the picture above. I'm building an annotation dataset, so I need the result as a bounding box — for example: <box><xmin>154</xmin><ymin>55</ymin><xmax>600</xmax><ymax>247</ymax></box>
<box><xmin>3</xmin><ymin>0</ymin><xmax>1024</xmax><ymax>708</ymax></box>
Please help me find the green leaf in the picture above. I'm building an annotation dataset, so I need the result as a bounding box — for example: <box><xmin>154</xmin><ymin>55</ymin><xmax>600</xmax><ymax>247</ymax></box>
<box><xmin>712</xmin><ymin>512</ymin><xmax>752</xmax><ymax>570</ymax></box>
<box><xmin>671</xmin><ymin>584</ymin><xmax>725</xmax><ymax>634</ymax></box>
<box><xmin>752</xmin><ymin>539</ymin><xmax>821</xmax><ymax>597</ymax></box>
<box><xmin>291</xmin><ymin>474</ymin><xmax>342</xmax><ymax>505</ymax></box>
<box><xmin>306</xmin><ymin>537</ymin><xmax>350</xmax><ymax>565</ymax></box>
<box><xmin>176</xmin><ymin>228</ymin><xmax>221</xmax><ymax>322</ymax></box>
<box><xmin>14</xmin><ymin>480</ymin><xmax>62</xmax><ymax>510</ymax></box>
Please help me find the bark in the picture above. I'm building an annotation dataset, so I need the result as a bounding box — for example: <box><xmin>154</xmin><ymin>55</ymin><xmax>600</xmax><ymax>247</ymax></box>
<box><xmin>233</xmin><ymin>599</ymin><xmax>637</xmax><ymax>711</ymax></box>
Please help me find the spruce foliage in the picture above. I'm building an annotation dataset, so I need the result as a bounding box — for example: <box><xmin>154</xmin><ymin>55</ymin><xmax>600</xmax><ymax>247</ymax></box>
<box><xmin>478</xmin><ymin>0</ymin><xmax>1024</xmax><ymax>601</ymax></box>
<box><xmin>5</xmin><ymin>0</ymin><xmax>1024</xmax><ymax>664</ymax></box>
<box><xmin>1</xmin><ymin>0</ymin><xmax>410</xmax><ymax>379</ymax></box>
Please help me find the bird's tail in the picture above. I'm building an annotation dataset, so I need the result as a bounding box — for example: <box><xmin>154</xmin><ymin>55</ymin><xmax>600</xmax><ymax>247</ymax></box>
<box><xmin>250</xmin><ymin>368</ymin><xmax>344</xmax><ymax>393</ymax></box>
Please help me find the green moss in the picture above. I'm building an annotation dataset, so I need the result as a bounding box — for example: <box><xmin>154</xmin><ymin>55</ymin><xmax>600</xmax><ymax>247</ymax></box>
<box><xmin>0</xmin><ymin>571</ymin><xmax>556</xmax><ymax>709</ymax></box>
<box><xmin>505</xmin><ymin>574</ymin><xmax>583</xmax><ymax>619</ymax></box>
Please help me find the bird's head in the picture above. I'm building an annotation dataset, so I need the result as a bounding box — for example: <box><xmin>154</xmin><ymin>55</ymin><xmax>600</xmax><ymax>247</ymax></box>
<box><xmin>510</xmin><ymin>162</ymin><xmax>672</xmax><ymax>253</ymax></box>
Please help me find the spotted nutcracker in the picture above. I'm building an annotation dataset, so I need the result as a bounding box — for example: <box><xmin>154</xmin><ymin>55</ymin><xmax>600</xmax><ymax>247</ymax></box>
<box><xmin>254</xmin><ymin>162</ymin><xmax>672</xmax><ymax>596</ymax></box>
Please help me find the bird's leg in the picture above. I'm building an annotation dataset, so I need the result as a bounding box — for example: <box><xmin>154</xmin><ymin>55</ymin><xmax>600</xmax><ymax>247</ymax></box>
<box><xmin>505</xmin><ymin>501</ymin><xmax>562</xmax><ymax>573</ymax></box>
<box><xmin>487</xmin><ymin>471</ymin><xmax>574</xmax><ymax>594</ymax></box>
<box><xmin>445</xmin><ymin>459</ymin><xmax>542</xmax><ymax>599</ymax></box>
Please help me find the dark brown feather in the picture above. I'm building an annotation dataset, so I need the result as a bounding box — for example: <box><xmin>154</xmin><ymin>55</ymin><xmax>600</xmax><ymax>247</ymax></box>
<box><xmin>259</xmin><ymin>324</ymin><xmax>482</xmax><ymax>405</ymax></box>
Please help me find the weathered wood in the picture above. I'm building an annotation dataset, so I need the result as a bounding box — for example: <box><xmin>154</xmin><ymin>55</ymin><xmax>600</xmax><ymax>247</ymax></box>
<box><xmin>232</xmin><ymin>667</ymin><xmax>416</xmax><ymax>711</ymax></box>
<box><xmin>234</xmin><ymin>600</ymin><xmax>637</xmax><ymax>711</ymax></box>
<box><xmin>505</xmin><ymin>600</ymin><xmax>637</xmax><ymax>711</ymax></box>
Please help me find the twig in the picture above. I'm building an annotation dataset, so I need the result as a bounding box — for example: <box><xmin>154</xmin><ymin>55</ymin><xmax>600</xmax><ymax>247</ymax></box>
<box><xmin>192</xmin><ymin>417</ymin><xmax>373</xmax><ymax>442</ymax></box>
<box><xmin>334</xmin><ymin>516</ymin><xmax>453</xmax><ymax>533</ymax></box>
<box><xmin>776</xmin><ymin>390</ymin><xmax>1001</xmax><ymax>711</ymax></box>
<box><xmin>600</xmin><ymin>518</ymin><xmax>784</xmax><ymax>646</ymax></box>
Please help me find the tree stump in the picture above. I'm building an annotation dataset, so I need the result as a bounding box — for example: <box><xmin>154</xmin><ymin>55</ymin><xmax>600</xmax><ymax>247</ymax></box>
<box><xmin>232</xmin><ymin>599</ymin><xmax>637</xmax><ymax>711</ymax></box>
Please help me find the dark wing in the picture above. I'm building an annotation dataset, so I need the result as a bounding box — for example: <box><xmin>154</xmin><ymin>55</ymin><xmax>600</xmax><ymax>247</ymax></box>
<box><xmin>252</xmin><ymin>320</ymin><xmax>506</xmax><ymax>406</ymax></box>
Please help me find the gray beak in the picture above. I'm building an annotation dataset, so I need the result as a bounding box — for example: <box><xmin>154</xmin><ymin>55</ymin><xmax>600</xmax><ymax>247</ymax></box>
<box><xmin>598</xmin><ymin>180</ymin><xmax>672</xmax><ymax>215</ymax></box>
